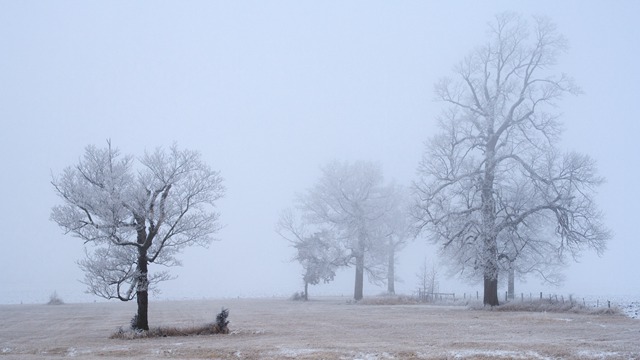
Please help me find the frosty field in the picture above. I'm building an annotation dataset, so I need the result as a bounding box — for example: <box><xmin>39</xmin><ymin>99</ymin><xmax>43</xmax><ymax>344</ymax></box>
<box><xmin>1</xmin><ymin>297</ymin><xmax>639</xmax><ymax>359</ymax></box>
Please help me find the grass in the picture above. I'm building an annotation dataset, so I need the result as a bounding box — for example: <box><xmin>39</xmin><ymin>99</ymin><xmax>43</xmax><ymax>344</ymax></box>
<box><xmin>486</xmin><ymin>299</ymin><xmax>623</xmax><ymax>316</ymax></box>
<box><xmin>355</xmin><ymin>295</ymin><xmax>421</xmax><ymax>305</ymax></box>
<box><xmin>355</xmin><ymin>294</ymin><xmax>623</xmax><ymax>317</ymax></box>
<box><xmin>111</xmin><ymin>307</ymin><xmax>230</xmax><ymax>339</ymax></box>
<box><xmin>110</xmin><ymin>323</ymin><xmax>229</xmax><ymax>339</ymax></box>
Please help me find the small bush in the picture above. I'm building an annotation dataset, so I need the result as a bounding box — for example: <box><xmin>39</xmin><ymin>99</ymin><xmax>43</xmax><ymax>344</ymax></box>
<box><xmin>216</xmin><ymin>307</ymin><xmax>230</xmax><ymax>333</ymax></box>
<box><xmin>130</xmin><ymin>314</ymin><xmax>140</xmax><ymax>330</ymax></box>
<box><xmin>46</xmin><ymin>291</ymin><xmax>64</xmax><ymax>305</ymax></box>
<box><xmin>290</xmin><ymin>291</ymin><xmax>307</xmax><ymax>301</ymax></box>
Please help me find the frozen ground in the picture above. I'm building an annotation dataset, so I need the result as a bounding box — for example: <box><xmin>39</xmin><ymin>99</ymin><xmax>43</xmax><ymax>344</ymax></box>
<box><xmin>0</xmin><ymin>297</ymin><xmax>639</xmax><ymax>359</ymax></box>
<box><xmin>584</xmin><ymin>295</ymin><xmax>640</xmax><ymax>320</ymax></box>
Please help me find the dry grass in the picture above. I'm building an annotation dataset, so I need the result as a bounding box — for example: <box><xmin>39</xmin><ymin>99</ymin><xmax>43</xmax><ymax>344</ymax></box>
<box><xmin>355</xmin><ymin>295</ymin><xmax>421</xmax><ymax>305</ymax></box>
<box><xmin>111</xmin><ymin>307</ymin><xmax>230</xmax><ymax>339</ymax></box>
<box><xmin>1</xmin><ymin>297</ymin><xmax>638</xmax><ymax>359</ymax></box>
<box><xmin>110</xmin><ymin>323</ymin><xmax>229</xmax><ymax>339</ymax></box>
<box><xmin>491</xmin><ymin>299</ymin><xmax>624</xmax><ymax>316</ymax></box>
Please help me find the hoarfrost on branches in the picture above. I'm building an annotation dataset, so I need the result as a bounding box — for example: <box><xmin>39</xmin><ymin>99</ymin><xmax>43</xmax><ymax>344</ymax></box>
<box><xmin>279</xmin><ymin>160</ymin><xmax>407</xmax><ymax>301</ymax></box>
<box><xmin>51</xmin><ymin>141</ymin><xmax>225</xmax><ymax>329</ymax></box>
<box><xmin>412</xmin><ymin>13</ymin><xmax>611</xmax><ymax>306</ymax></box>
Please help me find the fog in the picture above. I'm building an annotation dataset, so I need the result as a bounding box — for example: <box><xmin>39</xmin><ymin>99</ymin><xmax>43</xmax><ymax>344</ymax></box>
<box><xmin>1</xmin><ymin>1</ymin><xmax>638</xmax><ymax>304</ymax></box>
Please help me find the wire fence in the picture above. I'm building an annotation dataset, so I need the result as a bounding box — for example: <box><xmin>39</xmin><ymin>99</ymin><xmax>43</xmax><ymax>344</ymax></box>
<box><xmin>415</xmin><ymin>289</ymin><xmax>631</xmax><ymax>310</ymax></box>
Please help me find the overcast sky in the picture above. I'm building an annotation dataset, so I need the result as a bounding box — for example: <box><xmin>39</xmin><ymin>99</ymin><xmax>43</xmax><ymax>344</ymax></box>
<box><xmin>1</xmin><ymin>1</ymin><xmax>638</xmax><ymax>304</ymax></box>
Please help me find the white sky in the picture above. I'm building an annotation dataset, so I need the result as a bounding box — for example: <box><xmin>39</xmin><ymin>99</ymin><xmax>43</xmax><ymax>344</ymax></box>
<box><xmin>0</xmin><ymin>1</ymin><xmax>638</xmax><ymax>304</ymax></box>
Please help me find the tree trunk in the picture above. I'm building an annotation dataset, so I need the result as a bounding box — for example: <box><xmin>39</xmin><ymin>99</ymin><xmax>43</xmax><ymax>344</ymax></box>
<box><xmin>387</xmin><ymin>249</ymin><xmax>395</xmax><ymax>295</ymax></box>
<box><xmin>303</xmin><ymin>281</ymin><xmax>309</xmax><ymax>301</ymax></box>
<box><xmin>483</xmin><ymin>273</ymin><xmax>499</xmax><ymax>306</ymax></box>
<box><xmin>508</xmin><ymin>268</ymin><xmax>515</xmax><ymax>300</ymax></box>
<box><xmin>481</xmin><ymin>138</ymin><xmax>499</xmax><ymax>307</ymax></box>
<box><xmin>482</xmin><ymin>230</ymin><xmax>499</xmax><ymax>306</ymax></box>
<box><xmin>354</xmin><ymin>253</ymin><xmax>364</xmax><ymax>301</ymax></box>
<box><xmin>135</xmin><ymin>250</ymin><xmax>150</xmax><ymax>330</ymax></box>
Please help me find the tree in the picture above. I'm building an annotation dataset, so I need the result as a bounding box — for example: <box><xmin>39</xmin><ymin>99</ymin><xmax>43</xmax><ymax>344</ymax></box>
<box><xmin>293</xmin><ymin>160</ymin><xmax>395</xmax><ymax>301</ymax></box>
<box><xmin>51</xmin><ymin>142</ymin><xmax>225</xmax><ymax>329</ymax></box>
<box><xmin>416</xmin><ymin>258</ymin><xmax>438</xmax><ymax>302</ymax></box>
<box><xmin>379</xmin><ymin>185</ymin><xmax>412</xmax><ymax>295</ymax></box>
<box><xmin>497</xmin><ymin>214</ymin><xmax>566</xmax><ymax>300</ymax></box>
<box><xmin>277</xmin><ymin>210</ymin><xmax>348</xmax><ymax>300</ymax></box>
<box><xmin>413</xmin><ymin>13</ymin><xmax>610</xmax><ymax>306</ymax></box>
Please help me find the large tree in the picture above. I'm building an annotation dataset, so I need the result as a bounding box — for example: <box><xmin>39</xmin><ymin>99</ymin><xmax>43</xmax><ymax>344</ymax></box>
<box><xmin>292</xmin><ymin>160</ymin><xmax>395</xmax><ymax>301</ymax></box>
<box><xmin>51</xmin><ymin>142</ymin><xmax>224</xmax><ymax>329</ymax></box>
<box><xmin>413</xmin><ymin>13</ymin><xmax>610</xmax><ymax>306</ymax></box>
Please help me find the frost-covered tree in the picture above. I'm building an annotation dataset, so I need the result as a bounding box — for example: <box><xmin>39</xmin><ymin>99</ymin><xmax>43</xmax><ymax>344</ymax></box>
<box><xmin>292</xmin><ymin>160</ymin><xmax>395</xmax><ymax>301</ymax></box>
<box><xmin>51</xmin><ymin>142</ymin><xmax>225</xmax><ymax>330</ymax></box>
<box><xmin>379</xmin><ymin>185</ymin><xmax>412</xmax><ymax>295</ymax></box>
<box><xmin>413</xmin><ymin>13</ymin><xmax>611</xmax><ymax>306</ymax></box>
<box><xmin>277</xmin><ymin>211</ymin><xmax>348</xmax><ymax>300</ymax></box>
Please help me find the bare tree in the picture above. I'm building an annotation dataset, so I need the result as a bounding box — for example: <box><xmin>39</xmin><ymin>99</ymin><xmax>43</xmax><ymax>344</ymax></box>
<box><xmin>293</xmin><ymin>160</ymin><xmax>394</xmax><ymax>301</ymax></box>
<box><xmin>379</xmin><ymin>185</ymin><xmax>412</xmax><ymax>295</ymax></box>
<box><xmin>416</xmin><ymin>258</ymin><xmax>438</xmax><ymax>302</ymax></box>
<box><xmin>413</xmin><ymin>13</ymin><xmax>610</xmax><ymax>306</ymax></box>
<box><xmin>51</xmin><ymin>142</ymin><xmax>224</xmax><ymax>330</ymax></box>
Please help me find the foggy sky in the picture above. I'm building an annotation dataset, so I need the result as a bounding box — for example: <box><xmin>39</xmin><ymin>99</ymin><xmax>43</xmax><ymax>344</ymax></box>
<box><xmin>1</xmin><ymin>1</ymin><xmax>638</xmax><ymax>304</ymax></box>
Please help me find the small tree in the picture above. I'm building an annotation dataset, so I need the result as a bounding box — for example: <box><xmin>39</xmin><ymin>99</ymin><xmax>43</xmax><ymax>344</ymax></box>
<box><xmin>379</xmin><ymin>185</ymin><xmax>412</xmax><ymax>295</ymax></box>
<box><xmin>277</xmin><ymin>210</ymin><xmax>348</xmax><ymax>300</ymax></box>
<box><xmin>51</xmin><ymin>142</ymin><xmax>224</xmax><ymax>330</ymax></box>
<box><xmin>47</xmin><ymin>291</ymin><xmax>64</xmax><ymax>305</ymax></box>
<box><xmin>416</xmin><ymin>258</ymin><xmax>438</xmax><ymax>302</ymax></box>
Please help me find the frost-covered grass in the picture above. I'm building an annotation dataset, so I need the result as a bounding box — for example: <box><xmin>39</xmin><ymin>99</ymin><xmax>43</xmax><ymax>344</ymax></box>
<box><xmin>2</xmin><ymin>297</ymin><xmax>639</xmax><ymax>359</ymax></box>
<box><xmin>356</xmin><ymin>294</ymin><xmax>627</xmax><ymax>319</ymax></box>
<box><xmin>112</xmin><ymin>307</ymin><xmax>230</xmax><ymax>339</ymax></box>
<box><xmin>354</xmin><ymin>293</ymin><xmax>465</xmax><ymax>306</ymax></box>
<box><xmin>110</xmin><ymin>323</ymin><xmax>229</xmax><ymax>339</ymax></box>
<box><xmin>485</xmin><ymin>299</ymin><xmax>623</xmax><ymax>316</ymax></box>
<box><xmin>354</xmin><ymin>295</ymin><xmax>421</xmax><ymax>305</ymax></box>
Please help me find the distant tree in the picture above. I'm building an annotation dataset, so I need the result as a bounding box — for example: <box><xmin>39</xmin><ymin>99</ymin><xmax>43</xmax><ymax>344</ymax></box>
<box><xmin>47</xmin><ymin>291</ymin><xmax>64</xmax><ymax>305</ymax></box>
<box><xmin>416</xmin><ymin>258</ymin><xmax>438</xmax><ymax>302</ymax></box>
<box><xmin>51</xmin><ymin>142</ymin><xmax>225</xmax><ymax>330</ymax></box>
<box><xmin>277</xmin><ymin>211</ymin><xmax>348</xmax><ymax>300</ymax></box>
<box><xmin>379</xmin><ymin>185</ymin><xmax>412</xmax><ymax>295</ymax></box>
<box><xmin>413</xmin><ymin>13</ymin><xmax>611</xmax><ymax>306</ymax></box>
<box><xmin>290</xmin><ymin>160</ymin><xmax>395</xmax><ymax>301</ymax></box>
<box><xmin>497</xmin><ymin>215</ymin><xmax>566</xmax><ymax>300</ymax></box>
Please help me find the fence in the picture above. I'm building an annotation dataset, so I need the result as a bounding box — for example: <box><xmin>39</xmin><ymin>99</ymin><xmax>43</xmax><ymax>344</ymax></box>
<box><xmin>416</xmin><ymin>290</ymin><xmax>456</xmax><ymax>303</ymax></box>
<box><xmin>415</xmin><ymin>290</ymin><xmax>620</xmax><ymax>309</ymax></box>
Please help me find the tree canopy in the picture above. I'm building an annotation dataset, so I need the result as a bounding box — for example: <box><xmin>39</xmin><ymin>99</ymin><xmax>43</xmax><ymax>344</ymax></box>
<box><xmin>51</xmin><ymin>142</ymin><xmax>225</xmax><ymax>329</ymax></box>
<box><xmin>413</xmin><ymin>13</ymin><xmax>610</xmax><ymax>306</ymax></box>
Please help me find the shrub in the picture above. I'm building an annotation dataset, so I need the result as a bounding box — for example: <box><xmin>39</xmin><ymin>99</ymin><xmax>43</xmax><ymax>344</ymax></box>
<box><xmin>290</xmin><ymin>291</ymin><xmax>306</xmax><ymax>301</ymax></box>
<box><xmin>46</xmin><ymin>291</ymin><xmax>64</xmax><ymax>305</ymax></box>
